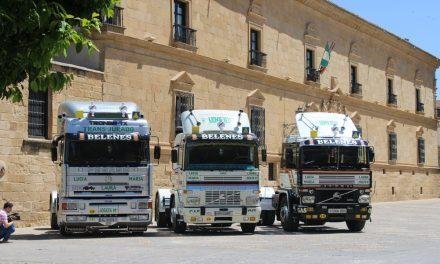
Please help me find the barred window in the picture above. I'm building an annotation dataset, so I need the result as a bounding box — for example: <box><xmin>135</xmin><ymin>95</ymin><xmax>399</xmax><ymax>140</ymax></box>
<box><xmin>388</xmin><ymin>133</ymin><xmax>397</xmax><ymax>161</ymax></box>
<box><xmin>417</xmin><ymin>138</ymin><xmax>425</xmax><ymax>164</ymax></box>
<box><xmin>268</xmin><ymin>163</ymin><xmax>275</xmax><ymax>181</ymax></box>
<box><xmin>250</xmin><ymin>105</ymin><xmax>265</xmax><ymax>145</ymax></box>
<box><xmin>175</xmin><ymin>91</ymin><xmax>194</xmax><ymax>135</ymax></box>
<box><xmin>28</xmin><ymin>90</ymin><xmax>49</xmax><ymax>138</ymax></box>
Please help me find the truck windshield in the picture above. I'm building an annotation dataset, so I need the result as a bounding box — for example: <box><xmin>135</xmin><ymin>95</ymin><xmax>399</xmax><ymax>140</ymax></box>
<box><xmin>301</xmin><ymin>146</ymin><xmax>368</xmax><ymax>170</ymax></box>
<box><xmin>66</xmin><ymin>140</ymin><xmax>148</xmax><ymax>166</ymax></box>
<box><xmin>185</xmin><ymin>142</ymin><xmax>258</xmax><ymax>171</ymax></box>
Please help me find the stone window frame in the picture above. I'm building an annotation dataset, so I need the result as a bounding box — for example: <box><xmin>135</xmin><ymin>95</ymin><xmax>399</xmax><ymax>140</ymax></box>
<box><xmin>170</xmin><ymin>0</ymin><xmax>197</xmax><ymax>51</ymax></box>
<box><xmin>304</xmin><ymin>44</ymin><xmax>319</xmax><ymax>84</ymax></box>
<box><xmin>246</xmin><ymin>89</ymin><xmax>266</xmax><ymax>147</ymax></box>
<box><xmin>28</xmin><ymin>89</ymin><xmax>52</xmax><ymax>139</ymax></box>
<box><xmin>247</xmin><ymin>23</ymin><xmax>267</xmax><ymax>72</ymax></box>
<box><xmin>417</xmin><ymin>137</ymin><xmax>425</xmax><ymax>165</ymax></box>
<box><xmin>349</xmin><ymin>61</ymin><xmax>362</xmax><ymax>97</ymax></box>
<box><xmin>170</xmin><ymin>71</ymin><xmax>195</xmax><ymax>140</ymax></box>
<box><xmin>388</xmin><ymin>132</ymin><xmax>397</xmax><ymax>163</ymax></box>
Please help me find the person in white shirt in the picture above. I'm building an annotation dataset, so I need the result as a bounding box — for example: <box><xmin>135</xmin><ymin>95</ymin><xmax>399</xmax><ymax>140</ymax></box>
<box><xmin>0</xmin><ymin>202</ymin><xmax>15</xmax><ymax>242</ymax></box>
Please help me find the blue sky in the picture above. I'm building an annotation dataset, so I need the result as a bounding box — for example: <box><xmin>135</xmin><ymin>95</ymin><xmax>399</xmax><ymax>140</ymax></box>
<box><xmin>330</xmin><ymin>0</ymin><xmax>440</xmax><ymax>97</ymax></box>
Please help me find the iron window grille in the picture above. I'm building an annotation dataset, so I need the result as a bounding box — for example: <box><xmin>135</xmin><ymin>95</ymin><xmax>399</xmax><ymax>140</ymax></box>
<box><xmin>102</xmin><ymin>6</ymin><xmax>124</xmax><ymax>27</ymax></box>
<box><xmin>249</xmin><ymin>50</ymin><xmax>267</xmax><ymax>67</ymax></box>
<box><xmin>173</xmin><ymin>24</ymin><xmax>197</xmax><ymax>46</ymax></box>
<box><xmin>175</xmin><ymin>91</ymin><xmax>194</xmax><ymax>135</ymax></box>
<box><xmin>28</xmin><ymin>90</ymin><xmax>49</xmax><ymax>138</ymax></box>
<box><xmin>388</xmin><ymin>133</ymin><xmax>397</xmax><ymax>161</ymax></box>
<box><xmin>250</xmin><ymin>105</ymin><xmax>265</xmax><ymax>146</ymax></box>
<box><xmin>417</xmin><ymin>138</ymin><xmax>425</xmax><ymax>164</ymax></box>
<box><xmin>387</xmin><ymin>78</ymin><xmax>397</xmax><ymax>105</ymax></box>
<box><xmin>268</xmin><ymin>163</ymin><xmax>275</xmax><ymax>181</ymax></box>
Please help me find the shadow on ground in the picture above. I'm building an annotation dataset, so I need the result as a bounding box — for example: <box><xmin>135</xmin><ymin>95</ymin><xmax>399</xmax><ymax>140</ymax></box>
<box><xmin>11</xmin><ymin>223</ymin><xmax>359</xmax><ymax>240</ymax></box>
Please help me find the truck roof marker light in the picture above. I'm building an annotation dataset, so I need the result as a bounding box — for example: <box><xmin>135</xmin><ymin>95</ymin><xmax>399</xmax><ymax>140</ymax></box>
<box><xmin>79</xmin><ymin>133</ymin><xmax>85</xmax><ymax>141</ymax></box>
<box><xmin>132</xmin><ymin>111</ymin><xmax>140</xmax><ymax>120</ymax></box>
<box><xmin>310</xmin><ymin>130</ymin><xmax>318</xmax><ymax>138</ymax></box>
<box><xmin>246</xmin><ymin>134</ymin><xmax>253</xmax><ymax>141</ymax></box>
<box><xmin>192</xmin><ymin>126</ymin><xmax>200</xmax><ymax>134</ymax></box>
<box><xmin>75</xmin><ymin>110</ymin><xmax>84</xmax><ymax>119</ymax></box>
<box><xmin>133</xmin><ymin>132</ymin><xmax>139</xmax><ymax>141</ymax></box>
<box><xmin>120</xmin><ymin>103</ymin><xmax>128</xmax><ymax>118</ymax></box>
<box><xmin>88</xmin><ymin>103</ymin><xmax>96</xmax><ymax>117</ymax></box>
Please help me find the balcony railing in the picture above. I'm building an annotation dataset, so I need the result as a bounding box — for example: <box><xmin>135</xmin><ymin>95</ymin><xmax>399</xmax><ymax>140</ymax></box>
<box><xmin>351</xmin><ymin>83</ymin><xmax>362</xmax><ymax>95</ymax></box>
<box><xmin>416</xmin><ymin>102</ymin><xmax>424</xmax><ymax>113</ymax></box>
<box><xmin>306</xmin><ymin>67</ymin><xmax>320</xmax><ymax>82</ymax></box>
<box><xmin>173</xmin><ymin>24</ymin><xmax>197</xmax><ymax>46</ymax></box>
<box><xmin>102</xmin><ymin>6</ymin><xmax>124</xmax><ymax>27</ymax></box>
<box><xmin>388</xmin><ymin>94</ymin><xmax>397</xmax><ymax>105</ymax></box>
<box><xmin>249</xmin><ymin>49</ymin><xmax>267</xmax><ymax>68</ymax></box>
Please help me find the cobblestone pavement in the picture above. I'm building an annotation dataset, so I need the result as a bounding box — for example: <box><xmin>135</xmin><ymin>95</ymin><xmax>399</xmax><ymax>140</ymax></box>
<box><xmin>1</xmin><ymin>199</ymin><xmax>440</xmax><ymax>264</ymax></box>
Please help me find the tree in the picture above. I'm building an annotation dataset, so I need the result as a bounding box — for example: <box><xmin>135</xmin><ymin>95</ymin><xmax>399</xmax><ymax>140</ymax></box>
<box><xmin>0</xmin><ymin>1</ymin><xmax>118</xmax><ymax>102</ymax></box>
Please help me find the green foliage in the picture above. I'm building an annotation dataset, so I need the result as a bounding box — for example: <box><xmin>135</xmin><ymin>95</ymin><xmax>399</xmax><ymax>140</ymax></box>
<box><xmin>0</xmin><ymin>0</ymin><xmax>118</xmax><ymax>102</ymax></box>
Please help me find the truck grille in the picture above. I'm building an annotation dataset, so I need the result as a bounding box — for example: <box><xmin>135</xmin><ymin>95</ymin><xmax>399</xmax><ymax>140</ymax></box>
<box><xmin>205</xmin><ymin>190</ymin><xmax>241</xmax><ymax>206</ymax></box>
<box><xmin>203</xmin><ymin>176</ymin><xmax>243</xmax><ymax>181</ymax></box>
<box><xmin>316</xmin><ymin>190</ymin><xmax>358</xmax><ymax>204</ymax></box>
<box><xmin>318</xmin><ymin>175</ymin><xmax>355</xmax><ymax>185</ymax></box>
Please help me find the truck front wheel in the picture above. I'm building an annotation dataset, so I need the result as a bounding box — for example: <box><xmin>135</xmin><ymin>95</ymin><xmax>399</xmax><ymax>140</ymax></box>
<box><xmin>260</xmin><ymin>210</ymin><xmax>276</xmax><ymax>226</ymax></box>
<box><xmin>279</xmin><ymin>197</ymin><xmax>299</xmax><ymax>232</ymax></box>
<box><xmin>240</xmin><ymin>223</ymin><xmax>256</xmax><ymax>234</ymax></box>
<box><xmin>346</xmin><ymin>220</ymin><xmax>366</xmax><ymax>232</ymax></box>
<box><xmin>50</xmin><ymin>213</ymin><xmax>58</xmax><ymax>230</ymax></box>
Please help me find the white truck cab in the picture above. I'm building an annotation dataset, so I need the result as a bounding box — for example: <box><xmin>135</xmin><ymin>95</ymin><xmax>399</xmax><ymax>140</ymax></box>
<box><xmin>156</xmin><ymin>109</ymin><xmax>266</xmax><ymax>233</ymax></box>
<box><xmin>50</xmin><ymin>101</ymin><xmax>160</xmax><ymax>235</ymax></box>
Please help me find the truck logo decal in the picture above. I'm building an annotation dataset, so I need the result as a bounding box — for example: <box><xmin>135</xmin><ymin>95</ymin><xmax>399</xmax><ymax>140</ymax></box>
<box><xmin>85</xmin><ymin>126</ymin><xmax>134</xmax><ymax>133</ymax></box>
<box><xmin>201</xmin><ymin>134</ymin><xmax>244</xmax><ymax>140</ymax></box>
<box><xmin>86</xmin><ymin>134</ymin><xmax>133</xmax><ymax>140</ymax></box>
<box><xmin>207</xmin><ymin>117</ymin><xmax>231</xmax><ymax>124</ymax></box>
<box><xmin>332</xmin><ymin>192</ymin><xmax>342</xmax><ymax>201</ymax></box>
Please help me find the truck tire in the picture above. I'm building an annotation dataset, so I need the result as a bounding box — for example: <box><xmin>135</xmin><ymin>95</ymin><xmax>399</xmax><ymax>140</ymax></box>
<box><xmin>50</xmin><ymin>213</ymin><xmax>58</xmax><ymax>230</ymax></box>
<box><xmin>171</xmin><ymin>196</ymin><xmax>186</xmax><ymax>234</ymax></box>
<box><xmin>172</xmin><ymin>216</ymin><xmax>187</xmax><ymax>234</ymax></box>
<box><xmin>156</xmin><ymin>212</ymin><xmax>168</xmax><ymax>228</ymax></box>
<box><xmin>346</xmin><ymin>220</ymin><xmax>366</xmax><ymax>232</ymax></box>
<box><xmin>279</xmin><ymin>197</ymin><xmax>299</xmax><ymax>232</ymax></box>
<box><xmin>240</xmin><ymin>223</ymin><xmax>256</xmax><ymax>234</ymax></box>
<box><xmin>59</xmin><ymin>225</ymin><xmax>71</xmax><ymax>237</ymax></box>
<box><xmin>260</xmin><ymin>210</ymin><xmax>276</xmax><ymax>226</ymax></box>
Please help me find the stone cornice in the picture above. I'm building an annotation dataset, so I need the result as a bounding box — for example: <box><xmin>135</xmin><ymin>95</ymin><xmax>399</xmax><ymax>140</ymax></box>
<box><xmin>298</xmin><ymin>0</ymin><xmax>439</xmax><ymax>69</ymax></box>
<box><xmin>95</xmin><ymin>32</ymin><xmax>437</xmax><ymax>129</ymax></box>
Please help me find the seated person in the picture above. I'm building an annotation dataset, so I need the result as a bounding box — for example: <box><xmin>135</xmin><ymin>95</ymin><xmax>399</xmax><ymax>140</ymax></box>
<box><xmin>0</xmin><ymin>202</ymin><xmax>15</xmax><ymax>242</ymax></box>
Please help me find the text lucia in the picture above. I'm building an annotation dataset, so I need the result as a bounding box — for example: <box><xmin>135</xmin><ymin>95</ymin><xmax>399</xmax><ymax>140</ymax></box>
<box><xmin>87</xmin><ymin>134</ymin><xmax>133</xmax><ymax>140</ymax></box>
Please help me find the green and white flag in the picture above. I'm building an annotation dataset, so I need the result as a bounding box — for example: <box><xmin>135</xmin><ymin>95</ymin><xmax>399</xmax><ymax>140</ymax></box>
<box><xmin>319</xmin><ymin>41</ymin><xmax>335</xmax><ymax>74</ymax></box>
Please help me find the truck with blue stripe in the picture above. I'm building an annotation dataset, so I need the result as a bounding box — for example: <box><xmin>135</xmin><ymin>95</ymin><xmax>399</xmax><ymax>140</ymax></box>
<box><xmin>156</xmin><ymin>110</ymin><xmax>265</xmax><ymax>233</ymax></box>
<box><xmin>49</xmin><ymin>101</ymin><xmax>160</xmax><ymax>235</ymax></box>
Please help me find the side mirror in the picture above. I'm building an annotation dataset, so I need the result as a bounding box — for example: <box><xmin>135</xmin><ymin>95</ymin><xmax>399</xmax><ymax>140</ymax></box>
<box><xmin>368</xmin><ymin>147</ymin><xmax>375</xmax><ymax>163</ymax></box>
<box><xmin>154</xmin><ymin>145</ymin><xmax>161</xmax><ymax>160</ymax></box>
<box><xmin>171</xmin><ymin>149</ymin><xmax>178</xmax><ymax>163</ymax></box>
<box><xmin>261</xmin><ymin>148</ymin><xmax>267</xmax><ymax>162</ymax></box>
<box><xmin>51</xmin><ymin>146</ymin><xmax>57</xmax><ymax>162</ymax></box>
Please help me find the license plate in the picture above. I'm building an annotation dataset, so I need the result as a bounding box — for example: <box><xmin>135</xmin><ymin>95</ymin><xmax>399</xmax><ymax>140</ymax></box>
<box><xmin>99</xmin><ymin>207</ymin><xmax>118</xmax><ymax>214</ymax></box>
<box><xmin>328</xmin><ymin>208</ymin><xmax>347</xmax><ymax>214</ymax></box>
<box><xmin>214</xmin><ymin>211</ymin><xmax>232</xmax><ymax>216</ymax></box>
<box><xmin>99</xmin><ymin>217</ymin><xmax>117</xmax><ymax>224</ymax></box>
<box><xmin>100</xmin><ymin>185</ymin><xmax>117</xmax><ymax>191</ymax></box>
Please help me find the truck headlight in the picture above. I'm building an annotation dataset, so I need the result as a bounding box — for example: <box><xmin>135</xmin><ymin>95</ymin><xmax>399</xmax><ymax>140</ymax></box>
<box><xmin>246</xmin><ymin>195</ymin><xmax>260</xmax><ymax>206</ymax></box>
<box><xmin>358</xmin><ymin>195</ymin><xmax>370</xmax><ymax>204</ymax></box>
<box><xmin>301</xmin><ymin>196</ymin><xmax>315</xmax><ymax>204</ymax></box>
<box><xmin>186</xmin><ymin>197</ymin><xmax>200</xmax><ymax>205</ymax></box>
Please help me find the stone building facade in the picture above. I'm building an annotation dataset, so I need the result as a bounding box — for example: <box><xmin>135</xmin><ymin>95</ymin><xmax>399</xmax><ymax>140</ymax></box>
<box><xmin>0</xmin><ymin>0</ymin><xmax>439</xmax><ymax>227</ymax></box>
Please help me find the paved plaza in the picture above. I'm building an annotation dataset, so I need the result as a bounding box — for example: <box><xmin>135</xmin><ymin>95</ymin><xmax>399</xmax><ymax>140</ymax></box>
<box><xmin>1</xmin><ymin>199</ymin><xmax>440</xmax><ymax>263</ymax></box>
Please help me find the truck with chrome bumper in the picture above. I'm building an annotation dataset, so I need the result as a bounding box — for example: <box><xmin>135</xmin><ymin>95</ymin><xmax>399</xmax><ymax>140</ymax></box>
<box><xmin>57</xmin><ymin>197</ymin><xmax>152</xmax><ymax>234</ymax></box>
